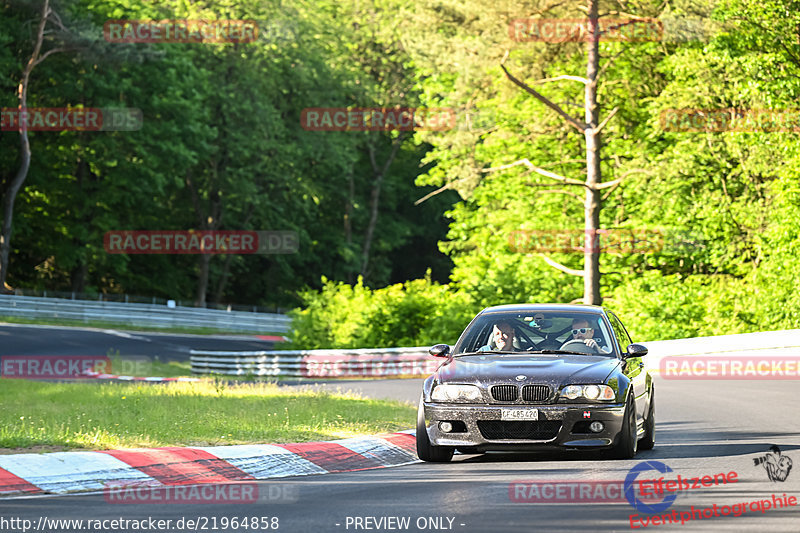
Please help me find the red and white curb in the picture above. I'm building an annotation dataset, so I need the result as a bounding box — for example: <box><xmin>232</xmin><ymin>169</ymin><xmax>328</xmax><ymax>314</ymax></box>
<box><xmin>0</xmin><ymin>431</ymin><xmax>418</xmax><ymax>498</ymax></box>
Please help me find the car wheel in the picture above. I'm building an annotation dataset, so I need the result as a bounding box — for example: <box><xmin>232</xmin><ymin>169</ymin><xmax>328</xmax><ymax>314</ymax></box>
<box><xmin>612</xmin><ymin>393</ymin><xmax>638</xmax><ymax>459</ymax></box>
<box><xmin>638</xmin><ymin>387</ymin><xmax>655</xmax><ymax>451</ymax></box>
<box><xmin>416</xmin><ymin>396</ymin><xmax>454</xmax><ymax>463</ymax></box>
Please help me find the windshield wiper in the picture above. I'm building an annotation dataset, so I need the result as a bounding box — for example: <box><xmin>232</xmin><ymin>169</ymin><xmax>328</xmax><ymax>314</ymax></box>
<box><xmin>517</xmin><ymin>349</ymin><xmax>592</xmax><ymax>356</ymax></box>
<box><xmin>454</xmin><ymin>350</ymin><xmax>518</xmax><ymax>357</ymax></box>
<box><xmin>453</xmin><ymin>351</ymin><xmax>483</xmax><ymax>357</ymax></box>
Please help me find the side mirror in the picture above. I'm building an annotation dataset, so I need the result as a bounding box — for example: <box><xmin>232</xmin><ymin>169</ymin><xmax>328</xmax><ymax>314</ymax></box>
<box><xmin>429</xmin><ymin>344</ymin><xmax>451</xmax><ymax>358</ymax></box>
<box><xmin>625</xmin><ymin>343</ymin><xmax>648</xmax><ymax>358</ymax></box>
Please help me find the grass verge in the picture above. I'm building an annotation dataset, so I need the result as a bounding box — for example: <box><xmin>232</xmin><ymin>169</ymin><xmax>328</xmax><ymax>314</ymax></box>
<box><xmin>0</xmin><ymin>379</ymin><xmax>415</xmax><ymax>452</ymax></box>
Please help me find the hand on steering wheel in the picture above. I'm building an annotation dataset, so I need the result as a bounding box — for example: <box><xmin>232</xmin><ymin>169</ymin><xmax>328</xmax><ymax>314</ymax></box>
<box><xmin>559</xmin><ymin>338</ymin><xmax>601</xmax><ymax>354</ymax></box>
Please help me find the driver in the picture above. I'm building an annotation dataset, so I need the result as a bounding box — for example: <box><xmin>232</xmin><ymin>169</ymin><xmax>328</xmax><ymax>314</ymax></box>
<box><xmin>563</xmin><ymin>318</ymin><xmax>612</xmax><ymax>354</ymax></box>
<box><xmin>479</xmin><ymin>321</ymin><xmax>518</xmax><ymax>352</ymax></box>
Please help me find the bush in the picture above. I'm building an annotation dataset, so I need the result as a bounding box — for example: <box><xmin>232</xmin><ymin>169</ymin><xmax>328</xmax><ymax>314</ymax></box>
<box><xmin>609</xmin><ymin>271</ymin><xmax>760</xmax><ymax>341</ymax></box>
<box><xmin>287</xmin><ymin>275</ymin><xmax>477</xmax><ymax>349</ymax></box>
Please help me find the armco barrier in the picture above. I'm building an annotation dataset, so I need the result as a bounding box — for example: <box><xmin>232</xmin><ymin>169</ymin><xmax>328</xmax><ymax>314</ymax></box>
<box><xmin>190</xmin><ymin>329</ymin><xmax>800</xmax><ymax>379</ymax></box>
<box><xmin>0</xmin><ymin>294</ymin><xmax>290</xmax><ymax>334</ymax></box>
<box><xmin>641</xmin><ymin>329</ymin><xmax>800</xmax><ymax>373</ymax></box>
<box><xmin>190</xmin><ymin>347</ymin><xmax>438</xmax><ymax>378</ymax></box>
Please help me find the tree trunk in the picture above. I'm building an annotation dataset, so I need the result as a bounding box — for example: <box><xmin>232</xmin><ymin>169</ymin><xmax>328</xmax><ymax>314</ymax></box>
<box><xmin>344</xmin><ymin>168</ymin><xmax>354</xmax><ymax>284</ymax></box>
<box><xmin>0</xmin><ymin>0</ymin><xmax>50</xmax><ymax>293</ymax></box>
<box><xmin>361</xmin><ymin>164</ymin><xmax>385</xmax><ymax>279</ymax></box>
<box><xmin>212</xmin><ymin>254</ymin><xmax>233</xmax><ymax>305</ymax></box>
<box><xmin>361</xmin><ymin>135</ymin><xmax>404</xmax><ymax>279</ymax></box>
<box><xmin>584</xmin><ymin>0</ymin><xmax>602</xmax><ymax>305</ymax></box>
<box><xmin>196</xmin><ymin>253</ymin><xmax>211</xmax><ymax>308</ymax></box>
<box><xmin>211</xmin><ymin>205</ymin><xmax>253</xmax><ymax>305</ymax></box>
<box><xmin>70</xmin><ymin>261</ymin><xmax>88</xmax><ymax>294</ymax></box>
<box><xmin>186</xmin><ymin>168</ymin><xmax>222</xmax><ymax>308</ymax></box>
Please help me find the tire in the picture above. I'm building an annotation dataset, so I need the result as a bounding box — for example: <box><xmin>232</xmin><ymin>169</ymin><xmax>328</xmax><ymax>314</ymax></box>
<box><xmin>638</xmin><ymin>387</ymin><xmax>655</xmax><ymax>451</ymax></box>
<box><xmin>612</xmin><ymin>393</ymin><xmax>638</xmax><ymax>459</ymax></box>
<box><xmin>416</xmin><ymin>396</ymin><xmax>454</xmax><ymax>463</ymax></box>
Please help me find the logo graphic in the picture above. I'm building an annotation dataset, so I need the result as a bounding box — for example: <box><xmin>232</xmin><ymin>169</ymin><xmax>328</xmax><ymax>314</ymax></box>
<box><xmin>754</xmin><ymin>446</ymin><xmax>793</xmax><ymax>482</ymax></box>
<box><xmin>515</xmin><ymin>375</ymin><xmax>526</xmax><ymax>381</ymax></box>
<box><xmin>624</xmin><ymin>461</ymin><xmax>678</xmax><ymax>513</ymax></box>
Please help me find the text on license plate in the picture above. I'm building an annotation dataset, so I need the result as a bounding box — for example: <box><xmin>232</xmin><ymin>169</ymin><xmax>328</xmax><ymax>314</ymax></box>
<box><xmin>501</xmin><ymin>408</ymin><xmax>538</xmax><ymax>420</ymax></box>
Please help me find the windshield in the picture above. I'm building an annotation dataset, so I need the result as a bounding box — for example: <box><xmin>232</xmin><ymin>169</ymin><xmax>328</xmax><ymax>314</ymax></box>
<box><xmin>453</xmin><ymin>311</ymin><xmax>617</xmax><ymax>357</ymax></box>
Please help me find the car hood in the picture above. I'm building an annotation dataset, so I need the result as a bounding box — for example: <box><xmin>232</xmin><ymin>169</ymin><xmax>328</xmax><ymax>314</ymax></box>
<box><xmin>435</xmin><ymin>353</ymin><xmax>621</xmax><ymax>386</ymax></box>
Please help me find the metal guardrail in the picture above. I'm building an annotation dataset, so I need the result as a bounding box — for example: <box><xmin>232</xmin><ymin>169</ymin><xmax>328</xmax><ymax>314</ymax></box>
<box><xmin>190</xmin><ymin>347</ymin><xmax>438</xmax><ymax>377</ymax></box>
<box><xmin>641</xmin><ymin>329</ymin><xmax>800</xmax><ymax>373</ymax></box>
<box><xmin>0</xmin><ymin>294</ymin><xmax>291</xmax><ymax>333</ymax></box>
<box><xmin>191</xmin><ymin>329</ymin><xmax>800</xmax><ymax>378</ymax></box>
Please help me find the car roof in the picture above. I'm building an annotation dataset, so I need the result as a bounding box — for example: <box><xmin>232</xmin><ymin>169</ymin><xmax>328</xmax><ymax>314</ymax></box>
<box><xmin>478</xmin><ymin>303</ymin><xmax>607</xmax><ymax>315</ymax></box>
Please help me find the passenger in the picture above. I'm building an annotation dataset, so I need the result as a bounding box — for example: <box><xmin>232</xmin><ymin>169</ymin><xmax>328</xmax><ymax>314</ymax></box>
<box><xmin>565</xmin><ymin>318</ymin><xmax>612</xmax><ymax>354</ymax></box>
<box><xmin>479</xmin><ymin>320</ymin><xmax>518</xmax><ymax>352</ymax></box>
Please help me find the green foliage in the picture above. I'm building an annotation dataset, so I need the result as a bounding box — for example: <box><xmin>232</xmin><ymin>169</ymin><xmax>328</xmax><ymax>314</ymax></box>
<box><xmin>1</xmin><ymin>0</ymin><xmax>453</xmax><ymax>306</ymax></box>
<box><xmin>4</xmin><ymin>0</ymin><xmax>800</xmax><ymax>347</ymax></box>
<box><xmin>288</xmin><ymin>274</ymin><xmax>476</xmax><ymax>349</ymax></box>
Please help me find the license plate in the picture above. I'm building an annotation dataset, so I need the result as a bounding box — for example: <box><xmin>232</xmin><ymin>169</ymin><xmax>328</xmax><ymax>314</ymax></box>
<box><xmin>501</xmin><ymin>408</ymin><xmax>538</xmax><ymax>421</ymax></box>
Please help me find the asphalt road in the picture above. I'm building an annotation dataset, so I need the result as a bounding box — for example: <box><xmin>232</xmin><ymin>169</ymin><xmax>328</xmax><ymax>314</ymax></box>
<box><xmin>4</xmin><ymin>375</ymin><xmax>799</xmax><ymax>532</ymax></box>
<box><xmin>0</xmin><ymin>323</ymin><xmax>277</xmax><ymax>362</ymax></box>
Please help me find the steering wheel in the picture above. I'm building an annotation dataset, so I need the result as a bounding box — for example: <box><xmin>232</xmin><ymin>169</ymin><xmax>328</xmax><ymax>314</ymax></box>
<box><xmin>559</xmin><ymin>338</ymin><xmax>600</xmax><ymax>354</ymax></box>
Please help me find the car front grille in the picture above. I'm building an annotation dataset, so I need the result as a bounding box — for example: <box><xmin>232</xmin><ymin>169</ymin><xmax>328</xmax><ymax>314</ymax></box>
<box><xmin>489</xmin><ymin>384</ymin><xmax>551</xmax><ymax>403</ymax></box>
<box><xmin>521</xmin><ymin>385</ymin><xmax>550</xmax><ymax>402</ymax></box>
<box><xmin>477</xmin><ymin>420</ymin><xmax>562</xmax><ymax>440</ymax></box>
<box><xmin>490</xmin><ymin>385</ymin><xmax>518</xmax><ymax>402</ymax></box>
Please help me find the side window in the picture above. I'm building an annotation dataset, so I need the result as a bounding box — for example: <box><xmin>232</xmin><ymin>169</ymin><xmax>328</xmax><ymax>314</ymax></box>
<box><xmin>595</xmin><ymin>319</ymin><xmax>614</xmax><ymax>353</ymax></box>
<box><xmin>607</xmin><ymin>312</ymin><xmax>632</xmax><ymax>353</ymax></box>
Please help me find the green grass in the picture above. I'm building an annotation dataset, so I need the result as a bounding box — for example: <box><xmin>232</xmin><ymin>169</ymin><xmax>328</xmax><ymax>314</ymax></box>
<box><xmin>0</xmin><ymin>316</ymin><xmax>287</xmax><ymax>337</ymax></box>
<box><xmin>0</xmin><ymin>380</ymin><xmax>415</xmax><ymax>451</ymax></box>
<box><xmin>100</xmin><ymin>352</ymin><xmax>194</xmax><ymax>377</ymax></box>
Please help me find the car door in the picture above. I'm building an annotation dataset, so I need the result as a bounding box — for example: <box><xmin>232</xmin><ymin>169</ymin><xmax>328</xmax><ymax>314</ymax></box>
<box><xmin>607</xmin><ymin>311</ymin><xmax>648</xmax><ymax>422</ymax></box>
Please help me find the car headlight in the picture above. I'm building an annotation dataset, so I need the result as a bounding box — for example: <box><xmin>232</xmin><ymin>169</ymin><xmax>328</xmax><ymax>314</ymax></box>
<box><xmin>559</xmin><ymin>384</ymin><xmax>615</xmax><ymax>401</ymax></box>
<box><xmin>431</xmin><ymin>384</ymin><xmax>482</xmax><ymax>403</ymax></box>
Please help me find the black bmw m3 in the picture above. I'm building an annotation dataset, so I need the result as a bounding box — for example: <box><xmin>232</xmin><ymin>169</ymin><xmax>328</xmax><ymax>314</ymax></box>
<box><xmin>417</xmin><ymin>304</ymin><xmax>654</xmax><ymax>462</ymax></box>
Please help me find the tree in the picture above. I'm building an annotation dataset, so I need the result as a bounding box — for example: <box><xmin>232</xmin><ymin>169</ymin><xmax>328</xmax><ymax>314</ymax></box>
<box><xmin>497</xmin><ymin>0</ymin><xmax>619</xmax><ymax>305</ymax></box>
<box><xmin>1</xmin><ymin>0</ymin><xmax>70</xmax><ymax>292</ymax></box>
<box><xmin>393</xmin><ymin>0</ymin><xmax>668</xmax><ymax>306</ymax></box>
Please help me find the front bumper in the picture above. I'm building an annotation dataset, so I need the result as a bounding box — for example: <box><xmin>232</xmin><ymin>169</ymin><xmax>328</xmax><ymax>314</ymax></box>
<box><xmin>422</xmin><ymin>402</ymin><xmax>626</xmax><ymax>451</ymax></box>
